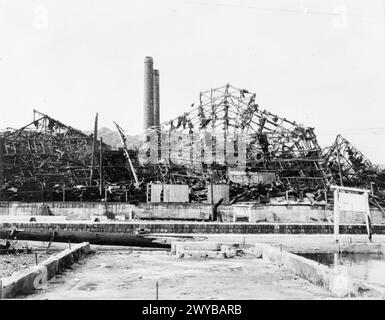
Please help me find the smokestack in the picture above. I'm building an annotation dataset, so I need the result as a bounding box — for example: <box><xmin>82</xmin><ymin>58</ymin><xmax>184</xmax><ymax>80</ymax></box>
<box><xmin>144</xmin><ymin>56</ymin><xmax>154</xmax><ymax>130</ymax></box>
<box><xmin>153</xmin><ymin>69</ymin><xmax>160</xmax><ymax>127</ymax></box>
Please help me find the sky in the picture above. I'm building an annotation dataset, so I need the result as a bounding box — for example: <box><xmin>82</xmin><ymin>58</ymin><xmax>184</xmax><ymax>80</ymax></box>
<box><xmin>0</xmin><ymin>0</ymin><xmax>384</xmax><ymax>163</ymax></box>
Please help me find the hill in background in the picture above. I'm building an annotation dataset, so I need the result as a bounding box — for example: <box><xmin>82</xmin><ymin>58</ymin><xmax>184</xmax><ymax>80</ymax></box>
<box><xmin>84</xmin><ymin>127</ymin><xmax>140</xmax><ymax>150</ymax></box>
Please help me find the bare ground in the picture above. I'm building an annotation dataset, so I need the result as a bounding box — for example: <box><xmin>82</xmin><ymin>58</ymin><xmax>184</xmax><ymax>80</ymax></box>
<box><xmin>0</xmin><ymin>251</ymin><xmax>58</xmax><ymax>278</ymax></box>
<box><xmin>23</xmin><ymin>249</ymin><xmax>334</xmax><ymax>300</ymax></box>
<box><xmin>0</xmin><ymin>241</ymin><xmax>68</xmax><ymax>278</ymax></box>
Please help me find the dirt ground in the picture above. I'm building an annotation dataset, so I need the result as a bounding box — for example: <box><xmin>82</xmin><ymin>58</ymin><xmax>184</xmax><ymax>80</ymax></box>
<box><xmin>23</xmin><ymin>249</ymin><xmax>334</xmax><ymax>300</ymax></box>
<box><xmin>5</xmin><ymin>234</ymin><xmax>384</xmax><ymax>300</ymax></box>
<box><xmin>0</xmin><ymin>250</ymin><xmax>59</xmax><ymax>278</ymax></box>
<box><xmin>0</xmin><ymin>241</ymin><xmax>68</xmax><ymax>278</ymax></box>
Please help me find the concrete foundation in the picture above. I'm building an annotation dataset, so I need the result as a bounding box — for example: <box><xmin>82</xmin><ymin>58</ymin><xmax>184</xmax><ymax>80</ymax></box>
<box><xmin>171</xmin><ymin>241</ymin><xmax>248</xmax><ymax>259</ymax></box>
<box><xmin>0</xmin><ymin>242</ymin><xmax>90</xmax><ymax>299</ymax></box>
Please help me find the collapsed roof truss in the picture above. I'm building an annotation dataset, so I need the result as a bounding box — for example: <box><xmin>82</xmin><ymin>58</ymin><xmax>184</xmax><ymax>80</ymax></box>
<box><xmin>0</xmin><ymin>110</ymin><xmax>122</xmax><ymax>200</ymax></box>
<box><xmin>324</xmin><ymin>135</ymin><xmax>378</xmax><ymax>186</ymax></box>
<box><xmin>156</xmin><ymin>84</ymin><xmax>332</xmax><ymax>188</ymax></box>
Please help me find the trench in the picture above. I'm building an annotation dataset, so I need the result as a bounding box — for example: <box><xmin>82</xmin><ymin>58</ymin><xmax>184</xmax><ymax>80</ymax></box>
<box><xmin>295</xmin><ymin>252</ymin><xmax>385</xmax><ymax>288</ymax></box>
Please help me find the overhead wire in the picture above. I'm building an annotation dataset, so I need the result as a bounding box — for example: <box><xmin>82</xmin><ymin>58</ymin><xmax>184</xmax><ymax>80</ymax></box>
<box><xmin>169</xmin><ymin>0</ymin><xmax>384</xmax><ymax>20</ymax></box>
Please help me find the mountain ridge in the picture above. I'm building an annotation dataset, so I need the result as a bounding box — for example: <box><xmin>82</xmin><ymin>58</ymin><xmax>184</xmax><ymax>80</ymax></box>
<box><xmin>84</xmin><ymin>127</ymin><xmax>140</xmax><ymax>149</ymax></box>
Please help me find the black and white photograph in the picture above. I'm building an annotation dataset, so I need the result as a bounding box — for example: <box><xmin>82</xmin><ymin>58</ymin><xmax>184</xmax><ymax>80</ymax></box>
<box><xmin>0</xmin><ymin>0</ymin><xmax>385</xmax><ymax>308</ymax></box>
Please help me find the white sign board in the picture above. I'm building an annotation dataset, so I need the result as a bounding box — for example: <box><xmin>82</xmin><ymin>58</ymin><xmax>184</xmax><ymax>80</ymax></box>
<box><xmin>338</xmin><ymin>192</ymin><xmax>367</xmax><ymax>213</ymax></box>
<box><xmin>331</xmin><ymin>185</ymin><xmax>372</xmax><ymax>243</ymax></box>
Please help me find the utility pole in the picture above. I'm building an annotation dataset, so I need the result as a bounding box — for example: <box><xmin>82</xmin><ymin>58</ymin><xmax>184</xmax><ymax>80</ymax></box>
<box><xmin>335</xmin><ymin>137</ymin><xmax>343</xmax><ymax>186</ymax></box>
<box><xmin>89</xmin><ymin>113</ymin><xmax>98</xmax><ymax>186</ymax></box>
<box><xmin>210</xmin><ymin>166</ymin><xmax>215</xmax><ymax>221</ymax></box>
<box><xmin>0</xmin><ymin>137</ymin><xmax>3</xmax><ymax>202</ymax></box>
<box><xmin>99</xmin><ymin>137</ymin><xmax>103</xmax><ymax>196</ymax></box>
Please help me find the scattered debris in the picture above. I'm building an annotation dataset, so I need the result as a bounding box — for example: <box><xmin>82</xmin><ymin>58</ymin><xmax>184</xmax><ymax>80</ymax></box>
<box><xmin>1</xmin><ymin>87</ymin><xmax>384</xmax><ymax>207</ymax></box>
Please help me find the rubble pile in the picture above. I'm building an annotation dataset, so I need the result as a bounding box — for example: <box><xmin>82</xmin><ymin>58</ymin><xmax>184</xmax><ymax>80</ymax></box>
<box><xmin>0</xmin><ymin>110</ymin><xmax>133</xmax><ymax>202</ymax></box>
<box><xmin>0</xmin><ymin>85</ymin><xmax>384</xmax><ymax>207</ymax></box>
<box><xmin>324</xmin><ymin>135</ymin><xmax>385</xmax><ymax>206</ymax></box>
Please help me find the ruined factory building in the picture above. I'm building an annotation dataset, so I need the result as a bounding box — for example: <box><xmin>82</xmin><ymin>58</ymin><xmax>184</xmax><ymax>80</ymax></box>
<box><xmin>1</xmin><ymin>84</ymin><xmax>384</xmax><ymax>208</ymax></box>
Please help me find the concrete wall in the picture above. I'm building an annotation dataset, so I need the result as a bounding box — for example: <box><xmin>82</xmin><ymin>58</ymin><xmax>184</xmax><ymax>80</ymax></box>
<box><xmin>133</xmin><ymin>203</ymin><xmax>210</xmax><ymax>220</ymax></box>
<box><xmin>221</xmin><ymin>204</ymin><xmax>385</xmax><ymax>224</ymax></box>
<box><xmin>0</xmin><ymin>201</ymin><xmax>210</xmax><ymax>221</ymax></box>
<box><xmin>0</xmin><ymin>201</ymin><xmax>135</xmax><ymax>220</ymax></box>
<box><xmin>0</xmin><ymin>201</ymin><xmax>384</xmax><ymax>224</ymax></box>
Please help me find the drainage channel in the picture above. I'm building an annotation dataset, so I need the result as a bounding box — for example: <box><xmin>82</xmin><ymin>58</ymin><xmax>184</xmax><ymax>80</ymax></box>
<box><xmin>295</xmin><ymin>252</ymin><xmax>385</xmax><ymax>288</ymax></box>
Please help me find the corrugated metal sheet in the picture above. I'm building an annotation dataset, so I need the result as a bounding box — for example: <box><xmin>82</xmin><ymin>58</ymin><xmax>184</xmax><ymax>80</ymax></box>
<box><xmin>150</xmin><ymin>184</ymin><xmax>163</xmax><ymax>202</ymax></box>
<box><xmin>164</xmin><ymin>184</ymin><xmax>189</xmax><ymax>202</ymax></box>
<box><xmin>149</xmin><ymin>184</ymin><xmax>189</xmax><ymax>203</ymax></box>
<box><xmin>207</xmin><ymin>184</ymin><xmax>230</xmax><ymax>204</ymax></box>
<box><xmin>249</xmin><ymin>172</ymin><xmax>276</xmax><ymax>184</ymax></box>
<box><xmin>228</xmin><ymin>171</ymin><xmax>276</xmax><ymax>184</ymax></box>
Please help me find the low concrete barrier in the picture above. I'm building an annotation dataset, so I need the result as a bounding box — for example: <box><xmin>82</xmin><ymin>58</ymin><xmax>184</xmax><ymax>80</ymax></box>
<box><xmin>171</xmin><ymin>241</ymin><xmax>221</xmax><ymax>253</ymax></box>
<box><xmin>255</xmin><ymin>243</ymin><xmax>356</xmax><ymax>297</ymax></box>
<box><xmin>339</xmin><ymin>243</ymin><xmax>383</xmax><ymax>254</ymax></box>
<box><xmin>0</xmin><ymin>242</ymin><xmax>90</xmax><ymax>299</ymax></box>
<box><xmin>170</xmin><ymin>241</ymin><xmax>258</xmax><ymax>259</ymax></box>
<box><xmin>176</xmin><ymin>250</ymin><xmax>226</xmax><ymax>259</ymax></box>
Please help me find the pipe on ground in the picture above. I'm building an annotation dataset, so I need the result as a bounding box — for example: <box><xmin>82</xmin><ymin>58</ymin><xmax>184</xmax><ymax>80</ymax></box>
<box><xmin>0</xmin><ymin>228</ymin><xmax>170</xmax><ymax>248</ymax></box>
